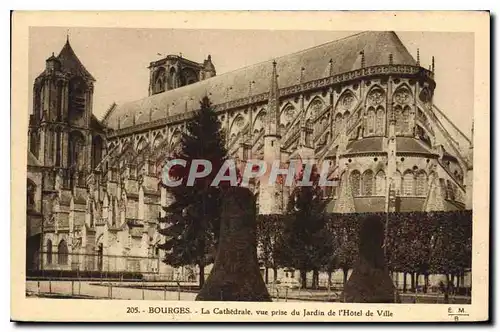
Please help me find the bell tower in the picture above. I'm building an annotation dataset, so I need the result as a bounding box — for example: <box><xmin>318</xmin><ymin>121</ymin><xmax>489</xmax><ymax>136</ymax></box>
<box><xmin>29</xmin><ymin>37</ymin><xmax>97</xmax><ymax>174</ymax></box>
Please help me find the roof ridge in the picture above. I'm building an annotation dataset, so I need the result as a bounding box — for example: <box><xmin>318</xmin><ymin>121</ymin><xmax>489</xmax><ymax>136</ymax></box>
<box><xmin>115</xmin><ymin>31</ymin><xmax>376</xmax><ymax>106</ymax></box>
<box><xmin>109</xmin><ymin>31</ymin><xmax>415</xmax><ymax>130</ymax></box>
<box><xmin>58</xmin><ymin>40</ymin><xmax>96</xmax><ymax>81</ymax></box>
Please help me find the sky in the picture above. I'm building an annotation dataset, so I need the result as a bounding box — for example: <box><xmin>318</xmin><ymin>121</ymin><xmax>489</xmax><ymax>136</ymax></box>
<box><xmin>28</xmin><ymin>28</ymin><xmax>474</xmax><ymax>136</ymax></box>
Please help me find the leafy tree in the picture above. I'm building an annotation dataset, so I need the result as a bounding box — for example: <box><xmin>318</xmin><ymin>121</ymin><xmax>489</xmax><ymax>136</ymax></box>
<box><xmin>275</xmin><ymin>165</ymin><xmax>328</xmax><ymax>289</ymax></box>
<box><xmin>157</xmin><ymin>96</ymin><xmax>228</xmax><ymax>287</ymax></box>
<box><xmin>256</xmin><ymin>214</ymin><xmax>284</xmax><ymax>284</ymax></box>
<box><xmin>428</xmin><ymin>211</ymin><xmax>472</xmax><ymax>302</ymax></box>
<box><xmin>331</xmin><ymin>215</ymin><xmax>359</xmax><ymax>287</ymax></box>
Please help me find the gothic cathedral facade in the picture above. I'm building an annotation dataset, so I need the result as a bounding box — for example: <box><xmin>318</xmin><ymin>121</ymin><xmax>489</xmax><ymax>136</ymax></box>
<box><xmin>26</xmin><ymin>31</ymin><xmax>473</xmax><ymax>277</ymax></box>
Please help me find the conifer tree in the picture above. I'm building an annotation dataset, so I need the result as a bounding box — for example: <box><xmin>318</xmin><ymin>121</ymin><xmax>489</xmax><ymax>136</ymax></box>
<box><xmin>157</xmin><ymin>96</ymin><xmax>228</xmax><ymax>287</ymax></box>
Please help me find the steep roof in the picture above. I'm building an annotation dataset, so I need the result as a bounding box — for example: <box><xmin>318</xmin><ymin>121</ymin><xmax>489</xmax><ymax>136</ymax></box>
<box><xmin>57</xmin><ymin>39</ymin><xmax>95</xmax><ymax>81</ymax></box>
<box><xmin>396</xmin><ymin>137</ymin><xmax>434</xmax><ymax>155</ymax></box>
<box><xmin>345</xmin><ymin>137</ymin><xmax>384</xmax><ymax>154</ymax></box>
<box><xmin>106</xmin><ymin>31</ymin><xmax>416</xmax><ymax>130</ymax></box>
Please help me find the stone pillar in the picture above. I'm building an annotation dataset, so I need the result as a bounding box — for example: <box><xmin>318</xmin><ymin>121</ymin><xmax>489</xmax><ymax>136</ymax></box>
<box><xmin>329</xmin><ymin>88</ymin><xmax>335</xmax><ymax>143</ymax></box>
<box><xmin>38</xmin><ymin>126</ymin><xmax>46</xmax><ymax>165</ymax></box>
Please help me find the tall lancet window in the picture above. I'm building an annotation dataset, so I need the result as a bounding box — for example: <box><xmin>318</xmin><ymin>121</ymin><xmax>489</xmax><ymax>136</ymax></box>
<box><xmin>68</xmin><ymin>131</ymin><xmax>85</xmax><ymax>169</ymax></box>
<box><xmin>415</xmin><ymin>171</ymin><xmax>428</xmax><ymax>196</ymax></box>
<box><xmin>403</xmin><ymin>171</ymin><xmax>415</xmax><ymax>196</ymax></box>
<box><xmin>394</xmin><ymin>171</ymin><xmax>403</xmax><ymax>195</ymax></box>
<box><xmin>366</xmin><ymin>108</ymin><xmax>376</xmax><ymax>134</ymax></box>
<box><xmin>375</xmin><ymin>170</ymin><xmax>386</xmax><ymax>195</ymax></box>
<box><xmin>376</xmin><ymin>107</ymin><xmax>385</xmax><ymax>135</ymax></box>
<box><xmin>57</xmin><ymin>240</ymin><xmax>68</xmax><ymax>265</ymax></box>
<box><xmin>394</xmin><ymin>106</ymin><xmax>403</xmax><ymax>134</ymax></box>
<box><xmin>153</xmin><ymin>67</ymin><xmax>166</xmax><ymax>94</ymax></box>
<box><xmin>350</xmin><ymin>170</ymin><xmax>361</xmax><ymax>197</ymax></box>
<box><xmin>362</xmin><ymin>170</ymin><xmax>373</xmax><ymax>196</ymax></box>
<box><xmin>402</xmin><ymin>107</ymin><xmax>411</xmax><ymax>134</ymax></box>
<box><xmin>56</xmin><ymin>81</ymin><xmax>64</xmax><ymax>121</ymax></box>
<box><xmin>69</xmin><ymin>77</ymin><xmax>86</xmax><ymax>114</ymax></box>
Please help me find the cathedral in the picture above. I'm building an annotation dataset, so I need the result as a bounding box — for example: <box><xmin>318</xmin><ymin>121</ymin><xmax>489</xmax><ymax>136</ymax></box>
<box><xmin>26</xmin><ymin>31</ymin><xmax>473</xmax><ymax>279</ymax></box>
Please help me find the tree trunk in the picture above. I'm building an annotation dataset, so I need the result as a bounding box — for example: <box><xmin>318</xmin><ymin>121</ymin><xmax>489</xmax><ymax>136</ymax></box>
<box><xmin>403</xmin><ymin>272</ymin><xmax>407</xmax><ymax>293</ymax></box>
<box><xmin>196</xmin><ymin>187</ymin><xmax>271</xmax><ymax>301</ymax></box>
<box><xmin>444</xmin><ymin>274</ymin><xmax>450</xmax><ymax>304</ymax></box>
<box><xmin>312</xmin><ymin>270</ymin><xmax>319</xmax><ymax>289</ymax></box>
<box><xmin>342</xmin><ymin>268</ymin><xmax>349</xmax><ymax>288</ymax></box>
<box><xmin>424</xmin><ymin>274</ymin><xmax>429</xmax><ymax>293</ymax></box>
<box><xmin>264</xmin><ymin>267</ymin><xmax>269</xmax><ymax>284</ymax></box>
<box><xmin>410</xmin><ymin>273</ymin><xmax>415</xmax><ymax>292</ymax></box>
<box><xmin>273</xmin><ymin>267</ymin><xmax>278</xmax><ymax>282</ymax></box>
<box><xmin>327</xmin><ymin>271</ymin><xmax>332</xmax><ymax>289</ymax></box>
<box><xmin>415</xmin><ymin>273</ymin><xmax>419</xmax><ymax>292</ymax></box>
<box><xmin>199</xmin><ymin>263</ymin><xmax>205</xmax><ymax>288</ymax></box>
<box><xmin>300</xmin><ymin>270</ymin><xmax>307</xmax><ymax>289</ymax></box>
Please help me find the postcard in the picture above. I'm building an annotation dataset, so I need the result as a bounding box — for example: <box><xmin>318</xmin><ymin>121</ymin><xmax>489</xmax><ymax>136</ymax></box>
<box><xmin>11</xmin><ymin>10</ymin><xmax>490</xmax><ymax>322</ymax></box>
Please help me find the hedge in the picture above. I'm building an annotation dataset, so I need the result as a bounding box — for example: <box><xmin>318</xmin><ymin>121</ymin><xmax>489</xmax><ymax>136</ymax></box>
<box><xmin>257</xmin><ymin>210</ymin><xmax>472</xmax><ymax>276</ymax></box>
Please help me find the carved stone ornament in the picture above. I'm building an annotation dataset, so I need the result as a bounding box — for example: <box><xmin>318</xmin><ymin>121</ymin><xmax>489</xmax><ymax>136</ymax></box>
<box><xmin>341</xmin><ymin>94</ymin><xmax>355</xmax><ymax>109</ymax></box>
<box><xmin>71</xmin><ymin>236</ymin><xmax>82</xmax><ymax>250</ymax></box>
<box><xmin>234</xmin><ymin>116</ymin><xmax>245</xmax><ymax>128</ymax></box>
<box><xmin>284</xmin><ymin>106</ymin><xmax>295</xmax><ymax>121</ymax></box>
<box><xmin>394</xmin><ymin>89</ymin><xmax>410</xmax><ymax>104</ymax></box>
<box><xmin>367</xmin><ymin>89</ymin><xmax>384</xmax><ymax>105</ymax></box>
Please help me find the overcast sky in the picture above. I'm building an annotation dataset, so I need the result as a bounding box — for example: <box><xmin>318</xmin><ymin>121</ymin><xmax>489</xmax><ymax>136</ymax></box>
<box><xmin>28</xmin><ymin>28</ymin><xmax>474</xmax><ymax>136</ymax></box>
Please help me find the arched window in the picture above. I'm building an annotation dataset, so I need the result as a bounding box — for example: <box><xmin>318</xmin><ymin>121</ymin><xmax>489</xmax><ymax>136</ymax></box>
<box><xmin>97</xmin><ymin>243</ymin><xmax>103</xmax><ymax>271</ymax></box>
<box><xmin>112</xmin><ymin>198</ymin><xmax>118</xmax><ymax>227</ymax></box>
<box><xmin>375</xmin><ymin>170</ymin><xmax>386</xmax><ymax>196</ymax></box>
<box><xmin>376</xmin><ymin>107</ymin><xmax>385</xmax><ymax>135</ymax></box>
<box><xmin>394</xmin><ymin>106</ymin><xmax>403</xmax><ymax>134</ymax></box>
<box><xmin>415</xmin><ymin>171</ymin><xmax>428</xmax><ymax>196</ymax></box>
<box><xmin>366</xmin><ymin>108</ymin><xmax>376</xmax><ymax>134</ymax></box>
<box><xmin>92</xmin><ymin>136</ymin><xmax>104</xmax><ymax>169</ymax></box>
<box><xmin>403</xmin><ymin>171</ymin><xmax>414</xmax><ymax>196</ymax></box>
<box><xmin>393</xmin><ymin>171</ymin><xmax>402</xmax><ymax>195</ymax></box>
<box><xmin>447</xmin><ymin>180</ymin><xmax>456</xmax><ymax>200</ymax></box>
<box><xmin>168</xmin><ymin>67</ymin><xmax>177</xmax><ymax>90</ymax></box>
<box><xmin>343</xmin><ymin>111</ymin><xmax>351</xmax><ymax>129</ymax></box>
<box><xmin>68</xmin><ymin>131</ymin><xmax>85</xmax><ymax>169</ymax></box>
<box><xmin>29</xmin><ymin>131</ymin><xmax>39</xmax><ymax>157</ymax></box>
<box><xmin>350</xmin><ymin>170</ymin><xmax>361</xmax><ymax>197</ymax></box>
<box><xmin>69</xmin><ymin>77</ymin><xmax>86</xmax><ymax>114</ymax></box>
<box><xmin>402</xmin><ymin>106</ymin><xmax>411</xmax><ymax>134</ymax></box>
<box><xmin>27</xmin><ymin>179</ymin><xmax>36</xmax><ymax>209</ymax></box>
<box><xmin>334</xmin><ymin>113</ymin><xmax>343</xmax><ymax>136</ymax></box>
<box><xmin>46</xmin><ymin>240</ymin><xmax>53</xmax><ymax>264</ymax></box>
<box><xmin>58</xmin><ymin>240</ymin><xmax>68</xmax><ymax>265</ymax></box>
<box><xmin>55</xmin><ymin>129</ymin><xmax>62</xmax><ymax>167</ymax></box>
<box><xmin>89</xmin><ymin>201</ymin><xmax>94</xmax><ymax>227</ymax></box>
<box><xmin>153</xmin><ymin>68</ymin><xmax>166</xmax><ymax>94</ymax></box>
<box><xmin>362</xmin><ymin>170</ymin><xmax>374</xmax><ymax>196</ymax></box>
<box><xmin>56</xmin><ymin>81</ymin><xmax>63</xmax><ymax>121</ymax></box>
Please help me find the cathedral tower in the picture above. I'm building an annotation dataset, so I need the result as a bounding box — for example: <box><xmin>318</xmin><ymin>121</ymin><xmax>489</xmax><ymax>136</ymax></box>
<box><xmin>148</xmin><ymin>54</ymin><xmax>216</xmax><ymax>96</ymax></box>
<box><xmin>29</xmin><ymin>38</ymin><xmax>103</xmax><ymax>176</ymax></box>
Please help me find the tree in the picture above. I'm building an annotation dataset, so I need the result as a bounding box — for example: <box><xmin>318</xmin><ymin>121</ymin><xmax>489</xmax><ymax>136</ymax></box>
<box><xmin>332</xmin><ymin>215</ymin><xmax>359</xmax><ymax>287</ymax></box>
<box><xmin>157</xmin><ymin>96</ymin><xmax>228</xmax><ymax>288</ymax></box>
<box><xmin>256</xmin><ymin>214</ymin><xmax>284</xmax><ymax>284</ymax></box>
<box><xmin>275</xmin><ymin>165</ymin><xmax>328</xmax><ymax>289</ymax></box>
<box><xmin>428</xmin><ymin>211</ymin><xmax>472</xmax><ymax>302</ymax></box>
